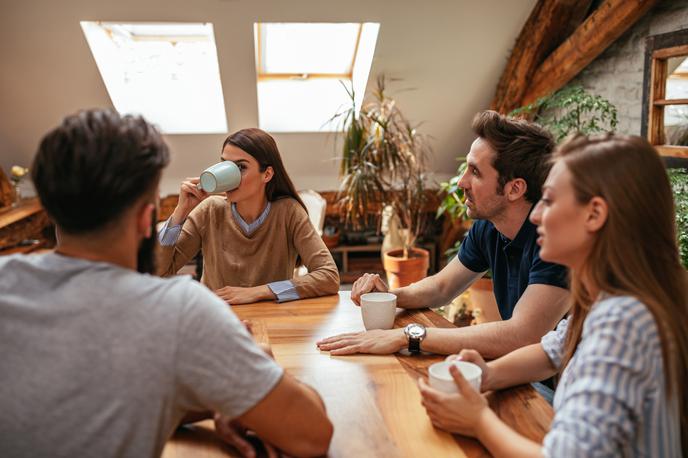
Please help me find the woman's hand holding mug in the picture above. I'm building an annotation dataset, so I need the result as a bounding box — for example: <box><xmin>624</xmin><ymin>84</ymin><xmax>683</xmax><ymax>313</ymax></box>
<box><xmin>170</xmin><ymin>177</ymin><xmax>209</xmax><ymax>225</ymax></box>
<box><xmin>170</xmin><ymin>161</ymin><xmax>242</xmax><ymax>226</ymax></box>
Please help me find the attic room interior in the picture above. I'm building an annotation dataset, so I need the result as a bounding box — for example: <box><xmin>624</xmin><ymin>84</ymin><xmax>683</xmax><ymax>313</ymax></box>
<box><xmin>1</xmin><ymin>0</ymin><xmax>687</xmax><ymax>457</ymax></box>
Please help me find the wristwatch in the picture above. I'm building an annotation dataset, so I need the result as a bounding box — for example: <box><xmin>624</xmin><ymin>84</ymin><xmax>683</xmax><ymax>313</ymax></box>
<box><xmin>404</xmin><ymin>323</ymin><xmax>426</xmax><ymax>354</ymax></box>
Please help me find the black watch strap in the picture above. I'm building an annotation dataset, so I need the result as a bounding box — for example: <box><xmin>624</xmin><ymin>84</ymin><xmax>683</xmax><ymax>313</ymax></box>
<box><xmin>408</xmin><ymin>337</ymin><xmax>421</xmax><ymax>354</ymax></box>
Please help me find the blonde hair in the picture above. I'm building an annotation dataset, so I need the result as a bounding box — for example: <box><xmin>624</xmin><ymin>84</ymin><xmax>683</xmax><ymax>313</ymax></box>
<box><xmin>555</xmin><ymin>134</ymin><xmax>688</xmax><ymax>454</ymax></box>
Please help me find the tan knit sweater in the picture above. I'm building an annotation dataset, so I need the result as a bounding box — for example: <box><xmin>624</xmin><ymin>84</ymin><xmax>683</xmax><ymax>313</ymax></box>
<box><xmin>156</xmin><ymin>196</ymin><xmax>340</xmax><ymax>298</ymax></box>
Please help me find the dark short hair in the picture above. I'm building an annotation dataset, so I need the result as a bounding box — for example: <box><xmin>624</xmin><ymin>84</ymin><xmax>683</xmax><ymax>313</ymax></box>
<box><xmin>32</xmin><ymin>109</ymin><xmax>170</xmax><ymax>233</ymax></box>
<box><xmin>472</xmin><ymin>110</ymin><xmax>555</xmax><ymax>203</ymax></box>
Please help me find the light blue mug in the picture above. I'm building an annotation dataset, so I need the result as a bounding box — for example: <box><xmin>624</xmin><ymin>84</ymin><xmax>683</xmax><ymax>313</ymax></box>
<box><xmin>197</xmin><ymin>161</ymin><xmax>241</xmax><ymax>193</ymax></box>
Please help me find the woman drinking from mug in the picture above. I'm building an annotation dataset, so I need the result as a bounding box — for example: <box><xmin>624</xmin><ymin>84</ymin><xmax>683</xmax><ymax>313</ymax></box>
<box><xmin>157</xmin><ymin>128</ymin><xmax>339</xmax><ymax>304</ymax></box>
<box><xmin>418</xmin><ymin>134</ymin><xmax>687</xmax><ymax>456</ymax></box>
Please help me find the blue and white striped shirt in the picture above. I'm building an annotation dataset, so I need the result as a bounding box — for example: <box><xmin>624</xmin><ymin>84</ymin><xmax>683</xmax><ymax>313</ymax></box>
<box><xmin>540</xmin><ymin>295</ymin><xmax>681</xmax><ymax>457</ymax></box>
<box><xmin>158</xmin><ymin>202</ymin><xmax>299</xmax><ymax>302</ymax></box>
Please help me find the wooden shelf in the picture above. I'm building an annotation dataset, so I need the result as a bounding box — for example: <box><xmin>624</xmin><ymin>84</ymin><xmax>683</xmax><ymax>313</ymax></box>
<box><xmin>656</xmin><ymin>145</ymin><xmax>688</xmax><ymax>157</ymax></box>
<box><xmin>653</xmin><ymin>98</ymin><xmax>688</xmax><ymax>106</ymax></box>
<box><xmin>0</xmin><ymin>198</ymin><xmax>42</xmax><ymax>228</ymax></box>
<box><xmin>0</xmin><ymin>240</ymin><xmax>46</xmax><ymax>256</ymax></box>
<box><xmin>0</xmin><ymin>198</ymin><xmax>52</xmax><ymax>253</ymax></box>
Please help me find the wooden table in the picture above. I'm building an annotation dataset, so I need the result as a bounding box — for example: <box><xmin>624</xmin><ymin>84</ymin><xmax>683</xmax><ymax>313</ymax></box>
<box><xmin>164</xmin><ymin>292</ymin><xmax>553</xmax><ymax>457</ymax></box>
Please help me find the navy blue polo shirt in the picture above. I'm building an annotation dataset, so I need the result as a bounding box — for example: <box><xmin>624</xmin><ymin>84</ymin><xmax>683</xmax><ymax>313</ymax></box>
<box><xmin>458</xmin><ymin>215</ymin><xmax>568</xmax><ymax>320</ymax></box>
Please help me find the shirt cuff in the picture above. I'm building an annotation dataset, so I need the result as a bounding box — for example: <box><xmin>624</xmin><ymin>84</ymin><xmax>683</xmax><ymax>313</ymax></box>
<box><xmin>540</xmin><ymin>317</ymin><xmax>569</xmax><ymax>370</ymax></box>
<box><xmin>267</xmin><ymin>280</ymin><xmax>300</xmax><ymax>303</ymax></box>
<box><xmin>158</xmin><ymin>218</ymin><xmax>183</xmax><ymax>246</ymax></box>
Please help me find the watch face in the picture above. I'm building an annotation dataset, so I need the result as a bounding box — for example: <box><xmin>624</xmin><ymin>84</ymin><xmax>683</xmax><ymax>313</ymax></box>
<box><xmin>408</xmin><ymin>325</ymin><xmax>425</xmax><ymax>338</ymax></box>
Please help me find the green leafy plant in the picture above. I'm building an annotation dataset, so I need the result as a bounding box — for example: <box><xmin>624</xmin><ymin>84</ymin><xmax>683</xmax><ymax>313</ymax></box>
<box><xmin>331</xmin><ymin>75</ymin><xmax>431</xmax><ymax>258</ymax></box>
<box><xmin>436</xmin><ymin>161</ymin><xmax>469</xmax><ymax>259</ymax></box>
<box><xmin>436</xmin><ymin>161</ymin><xmax>468</xmax><ymax>224</ymax></box>
<box><xmin>510</xmin><ymin>85</ymin><xmax>618</xmax><ymax>142</ymax></box>
<box><xmin>669</xmin><ymin>168</ymin><xmax>688</xmax><ymax>270</ymax></box>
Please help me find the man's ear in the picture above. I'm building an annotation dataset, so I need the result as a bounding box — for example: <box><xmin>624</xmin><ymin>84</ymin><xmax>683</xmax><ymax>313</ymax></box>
<box><xmin>264</xmin><ymin>166</ymin><xmax>274</xmax><ymax>184</ymax></box>
<box><xmin>506</xmin><ymin>178</ymin><xmax>527</xmax><ymax>202</ymax></box>
<box><xmin>137</xmin><ymin>202</ymin><xmax>156</xmax><ymax>238</ymax></box>
<box><xmin>585</xmin><ymin>196</ymin><xmax>608</xmax><ymax>233</ymax></box>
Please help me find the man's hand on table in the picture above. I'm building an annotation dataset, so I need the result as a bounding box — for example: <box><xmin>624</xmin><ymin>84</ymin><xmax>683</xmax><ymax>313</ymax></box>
<box><xmin>316</xmin><ymin>328</ymin><xmax>406</xmax><ymax>355</ymax></box>
<box><xmin>350</xmin><ymin>273</ymin><xmax>389</xmax><ymax>305</ymax></box>
<box><xmin>214</xmin><ymin>414</ymin><xmax>285</xmax><ymax>458</ymax></box>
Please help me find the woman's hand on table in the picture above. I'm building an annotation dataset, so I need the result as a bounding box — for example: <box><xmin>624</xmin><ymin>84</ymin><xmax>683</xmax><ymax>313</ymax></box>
<box><xmin>214</xmin><ymin>414</ymin><xmax>283</xmax><ymax>458</ymax></box>
<box><xmin>350</xmin><ymin>273</ymin><xmax>389</xmax><ymax>305</ymax></box>
<box><xmin>316</xmin><ymin>329</ymin><xmax>406</xmax><ymax>355</ymax></box>
<box><xmin>417</xmin><ymin>364</ymin><xmax>491</xmax><ymax>437</ymax></box>
<box><xmin>215</xmin><ymin>285</ymin><xmax>274</xmax><ymax>305</ymax></box>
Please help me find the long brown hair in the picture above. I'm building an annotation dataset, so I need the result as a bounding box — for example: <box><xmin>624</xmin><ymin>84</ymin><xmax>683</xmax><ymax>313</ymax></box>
<box><xmin>223</xmin><ymin>128</ymin><xmax>307</xmax><ymax>213</ymax></box>
<box><xmin>556</xmin><ymin>134</ymin><xmax>688</xmax><ymax>453</ymax></box>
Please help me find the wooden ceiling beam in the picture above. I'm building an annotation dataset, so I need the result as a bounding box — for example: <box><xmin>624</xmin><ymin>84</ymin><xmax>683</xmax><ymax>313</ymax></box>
<box><xmin>490</xmin><ymin>0</ymin><xmax>593</xmax><ymax>114</ymax></box>
<box><xmin>520</xmin><ymin>0</ymin><xmax>659</xmax><ymax>107</ymax></box>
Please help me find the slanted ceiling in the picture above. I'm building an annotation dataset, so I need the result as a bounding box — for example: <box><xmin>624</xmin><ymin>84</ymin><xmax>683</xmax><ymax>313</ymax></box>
<box><xmin>0</xmin><ymin>0</ymin><xmax>536</xmax><ymax>194</ymax></box>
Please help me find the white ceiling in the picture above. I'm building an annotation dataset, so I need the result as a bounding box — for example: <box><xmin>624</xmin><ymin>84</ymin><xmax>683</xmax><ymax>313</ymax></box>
<box><xmin>0</xmin><ymin>0</ymin><xmax>536</xmax><ymax>194</ymax></box>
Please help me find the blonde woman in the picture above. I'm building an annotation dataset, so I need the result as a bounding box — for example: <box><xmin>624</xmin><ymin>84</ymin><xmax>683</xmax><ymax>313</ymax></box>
<box><xmin>418</xmin><ymin>135</ymin><xmax>687</xmax><ymax>456</ymax></box>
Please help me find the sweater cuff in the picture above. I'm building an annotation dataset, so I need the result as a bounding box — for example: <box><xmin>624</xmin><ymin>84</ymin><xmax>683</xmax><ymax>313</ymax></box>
<box><xmin>158</xmin><ymin>217</ymin><xmax>183</xmax><ymax>246</ymax></box>
<box><xmin>267</xmin><ymin>280</ymin><xmax>300</xmax><ymax>303</ymax></box>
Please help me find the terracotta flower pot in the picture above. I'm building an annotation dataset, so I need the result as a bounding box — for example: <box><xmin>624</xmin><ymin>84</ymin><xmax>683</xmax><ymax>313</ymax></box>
<box><xmin>322</xmin><ymin>230</ymin><xmax>340</xmax><ymax>249</ymax></box>
<box><xmin>383</xmin><ymin>247</ymin><xmax>430</xmax><ymax>288</ymax></box>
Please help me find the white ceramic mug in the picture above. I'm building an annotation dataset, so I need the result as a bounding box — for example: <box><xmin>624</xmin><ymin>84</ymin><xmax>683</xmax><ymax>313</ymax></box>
<box><xmin>428</xmin><ymin>361</ymin><xmax>482</xmax><ymax>393</ymax></box>
<box><xmin>360</xmin><ymin>292</ymin><xmax>397</xmax><ymax>330</ymax></box>
<box><xmin>197</xmin><ymin>161</ymin><xmax>241</xmax><ymax>193</ymax></box>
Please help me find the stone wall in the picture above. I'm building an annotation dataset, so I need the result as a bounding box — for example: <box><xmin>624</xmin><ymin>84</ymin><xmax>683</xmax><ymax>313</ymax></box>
<box><xmin>566</xmin><ymin>0</ymin><xmax>688</xmax><ymax>136</ymax></box>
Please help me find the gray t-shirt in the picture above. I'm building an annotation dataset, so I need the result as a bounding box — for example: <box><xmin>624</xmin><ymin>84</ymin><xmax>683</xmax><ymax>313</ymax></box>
<box><xmin>0</xmin><ymin>252</ymin><xmax>283</xmax><ymax>458</ymax></box>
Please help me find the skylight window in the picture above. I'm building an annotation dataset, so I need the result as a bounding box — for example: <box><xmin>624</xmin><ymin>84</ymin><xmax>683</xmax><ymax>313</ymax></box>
<box><xmin>254</xmin><ymin>22</ymin><xmax>380</xmax><ymax>133</ymax></box>
<box><xmin>80</xmin><ymin>21</ymin><xmax>228</xmax><ymax>134</ymax></box>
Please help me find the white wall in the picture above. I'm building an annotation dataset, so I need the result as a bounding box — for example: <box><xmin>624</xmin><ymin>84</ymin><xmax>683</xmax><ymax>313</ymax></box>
<box><xmin>0</xmin><ymin>0</ymin><xmax>536</xmax><ymax>196</ymax></box>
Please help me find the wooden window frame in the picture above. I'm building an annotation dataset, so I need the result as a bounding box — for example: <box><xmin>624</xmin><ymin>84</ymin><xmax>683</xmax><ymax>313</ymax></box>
<box><xmin>254</xmin><ymin>23</ymin><xmax>363</xmax><ymax>82</ymax></box>
<box><xmin>642</xmin><ymin>28</ymin><xmax>688</xmax><ymax>157</ymax></box>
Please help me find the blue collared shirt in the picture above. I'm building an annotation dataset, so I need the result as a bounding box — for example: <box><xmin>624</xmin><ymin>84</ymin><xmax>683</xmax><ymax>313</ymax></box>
<box><xmin>158</xmin><ymin>201</ymin><xmax>299</xmax><ymax>302</ymax></box>
<box><xmin>458</xmin><ymin>212</ymin><xmax>568</xmax><ymax>319</ymax></box>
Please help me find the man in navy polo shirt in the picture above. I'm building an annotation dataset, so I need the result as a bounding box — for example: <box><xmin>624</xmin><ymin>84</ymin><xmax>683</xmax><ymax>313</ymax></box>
<box><xmin>317</xmin><ymin>111</ymin><xmax>569</xmax><ymax>359</ymax></box>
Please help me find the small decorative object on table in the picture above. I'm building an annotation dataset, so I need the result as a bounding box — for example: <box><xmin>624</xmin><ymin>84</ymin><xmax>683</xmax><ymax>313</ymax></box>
<box><xmin>10</xmin><ymin>165</ymin><xmax>29</xmax><ymax>207</ymax></box>
<box><xmin>453</xmin><ymin>302</ymin><xmax>473</xmax><ymax>328</ymax></box>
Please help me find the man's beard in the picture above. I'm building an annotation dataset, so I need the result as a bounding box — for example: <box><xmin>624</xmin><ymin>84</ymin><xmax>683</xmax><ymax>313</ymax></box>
<box><xmin>137</xmin><ymin>209</ymin><xmax>157</xmax><ymax>274</ymax></box>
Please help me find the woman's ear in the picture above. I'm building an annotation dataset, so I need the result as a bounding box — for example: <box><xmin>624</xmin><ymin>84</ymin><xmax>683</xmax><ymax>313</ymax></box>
<box><xmin>264</xmin><ymin>166</ymin><xmax>274</xmax><ymax>184</ymax></box>
<box><xmin>585</xmin><ymin>196</ymin><xmax>608</xmax><ymax>232</ymax></box>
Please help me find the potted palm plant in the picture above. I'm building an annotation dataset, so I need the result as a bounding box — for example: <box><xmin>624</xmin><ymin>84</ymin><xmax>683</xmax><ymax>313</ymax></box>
<box><xmin>332</xmin><ymin>76</ymin><xmax>432</xmax><ymax>287</ymax></box>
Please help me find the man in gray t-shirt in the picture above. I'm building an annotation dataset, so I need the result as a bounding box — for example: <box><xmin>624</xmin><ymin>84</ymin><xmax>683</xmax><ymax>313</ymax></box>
<box><xmin>0</xmin><ymin>109</ymin><xmax>332</xmax><ymax>458</ymax></box>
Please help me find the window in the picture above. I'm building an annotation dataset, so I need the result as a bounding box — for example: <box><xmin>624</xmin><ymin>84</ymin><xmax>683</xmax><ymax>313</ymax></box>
<box><xmin>80</xmin><ymin>21</ymin><xmax>228</xmax><ymax>134</ymax></box>
<box><xmin>642</xmin><ymin>29</ymin><xmax>688</xmax><ymax>157</ymax></box>
<box><xmin>254</xmin><ymin>22</ymin><xmax>380</xmax><ymax>133</ymax></box>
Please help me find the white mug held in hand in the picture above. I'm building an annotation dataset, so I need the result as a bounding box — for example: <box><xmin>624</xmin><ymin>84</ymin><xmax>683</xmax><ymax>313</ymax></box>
<box><xmin>360</xmin><ymin>292</ymin><xmax>397</xmax><ymax>330</ymax></box>
<box><xmin>197</xmin><ymin>161</ymin><xmax>241</xmax><ymax>193</ymax></box>
<box><xmin>428</xmin><ymin>361</ymin><xmax>482</xmax><ymax>394</ymax></box>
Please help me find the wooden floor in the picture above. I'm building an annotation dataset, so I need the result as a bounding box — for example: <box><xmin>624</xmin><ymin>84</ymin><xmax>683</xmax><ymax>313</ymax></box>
<box><xmin>163</xmin><ymin>292</ymin><xmax>553</xmax><ymax>457</ymax></box>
